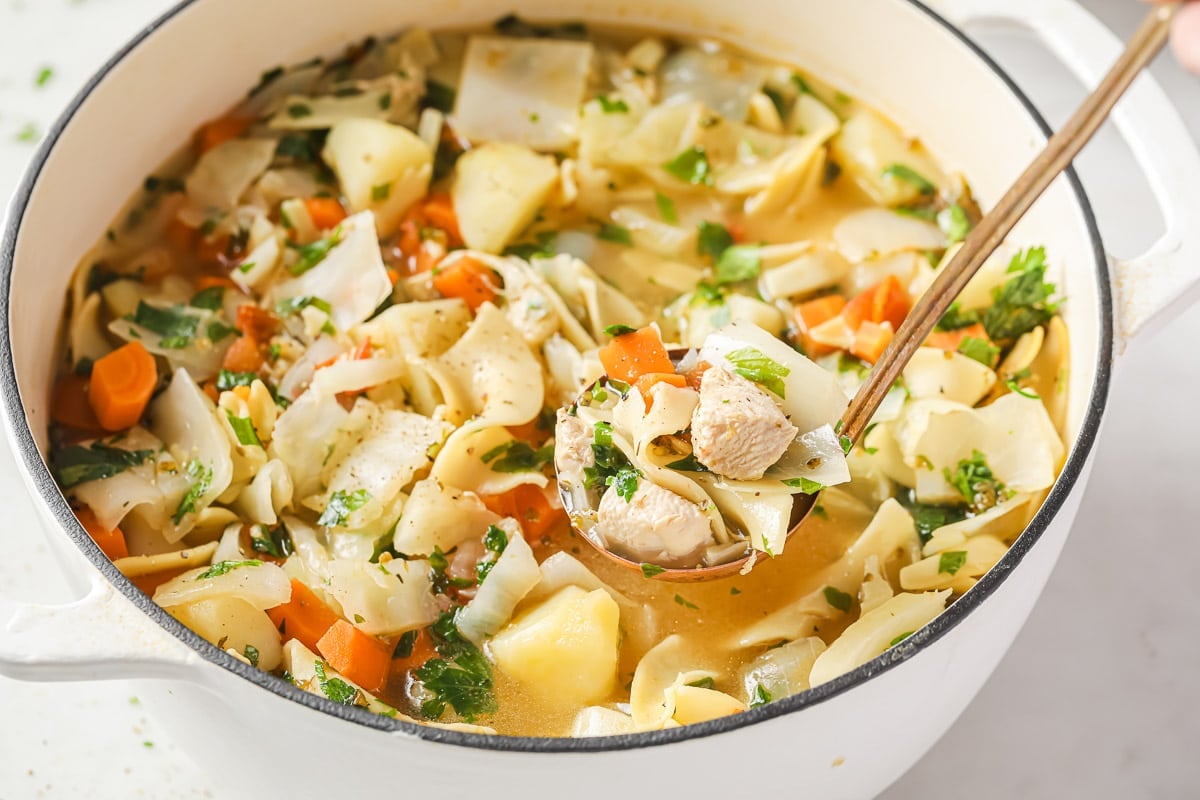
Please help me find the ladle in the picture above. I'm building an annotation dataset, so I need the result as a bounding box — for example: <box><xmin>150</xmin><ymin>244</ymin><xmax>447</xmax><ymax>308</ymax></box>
<box><xmin>557</xmin><ymin>3</ymin><xmax>1180</xmax><ymax>582</ymax></box>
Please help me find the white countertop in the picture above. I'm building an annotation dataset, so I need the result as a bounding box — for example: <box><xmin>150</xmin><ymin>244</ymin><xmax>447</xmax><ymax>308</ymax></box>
<box><xmin>1</xmin><ymin>1</ymin><xmax>1198</xmax><ymax>797</ymax></box>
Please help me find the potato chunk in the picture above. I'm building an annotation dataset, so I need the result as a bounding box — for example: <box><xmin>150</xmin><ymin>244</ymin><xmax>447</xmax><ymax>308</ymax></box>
<box><xmin>830</xmin><ymin>109</ymin><xmax>945</xmax><ymax>207</ymax></box>
<box><xmin>451</xmin><ymin>142</ymin><xmax>559</xmax><ymax>254</ymax></box>
<box><xmin>170</xmin><ymin>596</ymin><xmax>282</xmax><ymax>671</ymax></box>
<box><xmin>488</xmin><ymin>586</ymin><xmax>620</xmax><ymax>706</ymax></box>
<box><xmin>322</xmin><ymin>118</ymin><xmax>432</xmax><ymax>237</ymax></box>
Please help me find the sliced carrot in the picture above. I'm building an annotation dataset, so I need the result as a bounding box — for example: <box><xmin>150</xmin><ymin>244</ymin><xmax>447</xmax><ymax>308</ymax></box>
<box><xmin>235</xmin><ymin>305</ymin><xmax>279</xmax><ymax>341</ymax></box>
<box><xmin>267</xmin><ymin>579</ymin><xmax>340</xmax><ymax>652</ymax></box>
<box><xmin>417</xmin><ymin>193</ymin><xmax>462</xmax><ymax>245</ymax></box>
<box><xmin>202</xmin><ymin>380</ymin><xmax>219</xmax><ymax>403</ymax></box>
<box><xmin>635</xmin><ymin>372</ymin><xmax>688</xmax><ymax>409</ymax></box>
<box><xmin>194</xmin><ymin>275</ymin><xmax>238</xmax><ymax>292</ymax></box>
<box><xmin>386</xmin><ymin>267</ymin><xmax>400</xmax><ymax>286</ymax></box>
<box><xmin>316</xmin><ymin>619</ymin><xmax>392</xmax><ymax>692</ymax></box>
<box><xmin>196</xmin><ymin>115</ymin><xmax>252</xmax><ymax>154</ymax></box>
<box><xmin>166</xmin><ymin>217</ymin><xmax>198</xmax><ymax>252</ymax></box>
<box><xmin>304</xmin><ymin>197</ymin><xmax>348</xmax><ymax>231</ymax></box>
<box><xmin>850</xmin><ymin>320</ymin><xmax>895</xmax><ymax>364</ymax></box>
<box><xmin>89</xmin><ymin>341</ymin><xmax>157</xmax><ymax>432</ymax></box>
<box><xmin>75</xmin><ymin>507</ymin><xmax>128</xmax><ymax>561</ymax></box>
<box><xmin>222</xmin><ymin>335</ymin><xmax>263</xmax><ymax>373</ymax></box>
<box><xmin>432</xmin><ymin>257</ymin><xmax>500</xmax><ymax>312</ymax></box>
<box><xmin>481</xmin><ymin>483</ymin><xmax>567</xmax><ymax>543</ymax></box>
<box><xmin>684</xmin><ymin>361</ymin><xmax>711</xmax><ymax>391</ymax></box>
<box><xmin>843</xmin><ymin>275</ymin><xmax>911</xmax><ymax>331</ymax></box>
<box><xmin>925</xmin><ymin>322</ymin><xmax>992</xmax><ymax>353</ymax></box>
<box><xmin>51</xmin><ymin>374</ymin><xmax>104</xmax><ymax>433</ymax></box>
<box><xmin>598</xmin><ymin>326</ymin><xmax>674</xmax><ymax>385</ymax></box>
<box><xmin>793</xmin><ymin>294</ymin><xmax>847</xmax><ymax>357</ymax></box>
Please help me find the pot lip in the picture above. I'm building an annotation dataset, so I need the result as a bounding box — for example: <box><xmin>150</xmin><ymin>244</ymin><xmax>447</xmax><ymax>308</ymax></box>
<box><xmin>0</xmin><ymin>0</ymin><xmax>1113</xmax><ymax>753</ymax></box>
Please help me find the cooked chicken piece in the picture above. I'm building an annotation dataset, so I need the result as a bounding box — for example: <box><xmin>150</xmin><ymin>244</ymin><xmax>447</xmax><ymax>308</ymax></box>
<box><xmin>554</xmin><ymin>408</ymin><xmax>595</xmax><ymax>483</ymax></box>
<box><xmin>691</xmin><ymin>366</ymin><xmax>797</xmax><ymax>481</ymax></box>
<box><xmin>596</xmin><ymin>479</ymin><xmax>711</xmax><ymax>568</ymax></box>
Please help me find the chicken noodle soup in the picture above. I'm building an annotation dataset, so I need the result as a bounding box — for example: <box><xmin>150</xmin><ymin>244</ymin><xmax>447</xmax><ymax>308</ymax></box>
<box><xmin>49</xmin><ymin>18</ymin><xmax>1068</xmax><ymax>736</ymax></box>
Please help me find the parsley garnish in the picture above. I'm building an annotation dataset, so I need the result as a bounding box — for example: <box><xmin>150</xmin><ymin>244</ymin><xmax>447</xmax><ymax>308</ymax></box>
<box><xmin>584</xmin><ymin>422</ymin><xmax>641</xmax><ymax>503</ymax></box>
<box><xmin>597</xmin><ymin>223</ymin><xmax>633</xmax><ymax>246</ymax></box>
<box><xmin>640</xmin><ymin>563</ymin><xmax>666</xmax><ymax>578</ymax></box>
<box><xmin>957</xmin><ymin>336</ymin><xmax>999</xmax><ymax>367</ymax></box>
<box><xmin>189</xmin><ymin>286</ymin><xmax>224</xmax><ymax>311</ymax></box>
<box><xmin>889</xmin><ymin>631</ymin><xmax>914</xmax><ymax>647</ymax></box>
<box><xmin>938</xmin><ymin>550</ymin><xmax>968</xmax><ymax>575</ymax></box>
<box><xmin>423</xmin><ymin>79</ymin><xmax>456</xmax><ymax>113</ymax></box>
<box><xmin>881</xmin><ymin>164</ymin><xmax>936</xmax><ymax>195</ymax></box>
<box><xmin>475</xmin><ymin>524</ymin><xmax>509</xmax><ymax>584</ymax></box>
<box><xmin>225</xmin><ymin>412</ymin><xmax>261</xmax><ymax>447</ymax></box>
<box><xmin>313</xmin><ymin>660</ymin><xmax>360</xmax><ymax>705</ymax></box>
<box><xmin>655</xmin><ymin>191</ymin><xmax>678</xmax><ymax>224</ymax></box>
<box><xmin>393</xmin><ymin>630</ymin><xmax>418</xmax><ymax>659</ymax></box>
<box><xmin>371</xmin><ymin>182</ymin><xmax>391</xmax><ymax>202</ymax></box>
<box><xmin>725</xmin><ymin>348</ymin><xmax>790</xmax><ymax>398</ymax></box>
<box><xmin>686</xmin><ymin>676</ymin><xmax>715</xmax><ymax>690</ymax></box>
<box><xmin>173</xmin><ymin>461</ymin><xmax>213</xmax><ymax>524</ymax></box>
<box><xmin>318</xmin><ymin>489</ymin><xmax>372</xmax><ymax>528</ymax></box>
<box><xmin>608</xmin><ymin>467</ymin><xmax>640</xmax><ymax>502</ymax></box>
<box><xmin>1006</xmin><ymin>378</ymin><xmax>1039</xmax><ymax>399</ymax></box>
<box><xmin>286</xmin><ymin>103</ymin><xmax>312</xmax><ymax>119</ymax></box>
<box><xmin>823</xmin><ymin>585</ymin><xmax>853</xmax><ymax>612</ymax></box>
<box><xmin>943</xmin><ymin>450</ymin><xmax>1005</xmax><ymax>512</ymax></box>
<box><xmin>898</xmin><ymin>491</ymin><xmax>967</xmax><ymax>543</ymax></box>
<box><xmin>749</xmin><ymin>683</ymin><xmax>773</xmax><ymax>708</ymax></box>
<box><xmin>287</xmin><ymin>227</ymin><xmax>343</xmax><ymax>276</ymax></box>
<box><xmin>663</xmin><ymin>146</ymin><xmax>713</xmax><ymax>186</ymax></box>
<box><xmin>604</xmin><ymin>324</ymin><xmax>637</xmax><ymax>337</ymax></box>
<box><xmin>34</xmin><ymin>66</ymin><xmax>54</xmax><ymax>88</ymax></box>
<box><xmin>696</xmin><ymin>221</ymin><xmax>734</xmax><ymax>262</ymax></box>
<box><xmin>275</xmin><ymin>132</ymin><xmax>317</xmax><ymax>162</ymax></box>
<box><xmin>938</xmin><ymin>204</ymin><xmax>970</xmax><ymax>244</ymax></box>
<box><xmin>665</xmin><ymin>453</ymin><xmax>709</xmax><ymax>472</ymax></box>
<box><xmin>480</xmin><ymin>440</ymin><xmax>554</xmax><ymax>473</ymax></box>
<box><xmin>275</xmin><ymin>295</ymin><xmax>332</xmax><ymax>317</ymax></box>
<box><xmin>674</xmin><ymin>594</ymin><xmax>699</xmax><ymax>610</ymax></box>
<box><xmin>783</xmin><ymin>477</ymin><xmax>824</xmax><ymax>494</ymax></box>
<box><xmin>216</xmin><ymin>370</ymin><xmax>257</xmax><ymax>391</ymax></box>
<box><xmin>126</xmin><ymin>302</ymin><xmax>200</xmax><ymax>344</ymax></box>
<box><xmin>714</xmin><ymin>245</ymin><xmax>761</xmax><ymax>285</ymax></box>
<box><xmin>414</xmin><ymin>612</ymin><xmax>496</xmax><ymax>721</ymax></box>
<box><xmin>195</xmin><ymin>559</ymin><xmax>261</xmax><ymax>580</ymax></box>
<box><xmin>502</xmin><ymin>230</ymin><xmax>557</xmax><ymax>260</ymax></box>
<box><xmin>981</xmin><ymin>247</ymin><xmax>1060</xmax><ymax>341</ymax></box>
<box><xmin>936</xmin><ymin>302</ymin><xmax>979</xmax><ymax>331</ymax></box>
<box><xmin>596</xmin><ymin>95</ymin><xmax>629</xmax><ymax>113</ymax></box>
<box><xmin>249</xmin><ymin>524</ymin><xmax>293</xmax><ymax>559</ymax></box>
<box><xmin>52</xmin><ymin>442</ymin><xmax>155</xmax><ymax>489</ymax></box>
<box><xmin>243</xmin><ymin>644</ymin><xmax>260</xmax><ymax>667</ymax></box>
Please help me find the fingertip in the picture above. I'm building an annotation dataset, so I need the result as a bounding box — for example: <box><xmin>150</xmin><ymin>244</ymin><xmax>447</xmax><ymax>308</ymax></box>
<box><xmin>1172</xmin><ymin>3</ymin><xmax>1200</xmax><ymax>75</ymax></box>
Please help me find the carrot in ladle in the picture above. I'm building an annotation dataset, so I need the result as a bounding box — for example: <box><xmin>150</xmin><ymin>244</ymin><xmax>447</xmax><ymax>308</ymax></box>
<box><xmin>88</xmin><ymin>341</ymin><xmax>157</xmax><ymax>432</ymax></box>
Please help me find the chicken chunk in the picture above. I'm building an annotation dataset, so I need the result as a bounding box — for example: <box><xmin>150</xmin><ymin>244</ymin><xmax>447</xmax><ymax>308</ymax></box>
<box><xmin>596</xmin><ymin>479</ymin><xmax>712</xmax><ymax>568</ymax></box>
<box><xmin>691</xmin><ymin>366</ymin><xmax>798</xmax><ymax>481</ymax></box>
<box><xmin>554</xmin><ymin>408</ymin><xmax>595</xmax><ymax>483</ymax></box>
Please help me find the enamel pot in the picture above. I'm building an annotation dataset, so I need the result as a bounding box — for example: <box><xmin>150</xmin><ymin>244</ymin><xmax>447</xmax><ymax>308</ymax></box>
<box><xmin>2</xmin><ymin>0</ymin><xmax>1198</xmax><ymax>797</ymax></box>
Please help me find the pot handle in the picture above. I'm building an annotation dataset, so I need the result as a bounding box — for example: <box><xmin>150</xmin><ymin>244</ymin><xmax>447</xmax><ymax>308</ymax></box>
<box><xmin>0</xmin><ymin>573</ymin><xmax>202</xmax><ymax>682</ymax></box>
<box><xmin>926</xmin><ymin>0</ymin><xmax>1200</xmax><ymax>348</ymax></box>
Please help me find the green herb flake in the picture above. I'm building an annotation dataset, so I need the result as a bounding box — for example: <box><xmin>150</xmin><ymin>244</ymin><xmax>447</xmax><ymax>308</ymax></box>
<box><xmin>674</xmin><ymin>593</ymin><xmax>699</xmax><ymax>610</ymax></box>
<box><xmin>415</xmin><ymin>612</ymin><xmax>496</xmax><ymax>721</ymax></box>
<box><xmin>225</xmin><ymin>411</ymin><xmax>262</xmax><ymax>447</ymax></box>
<box><xmin>655</xmin><ymin>191</ymin><xmax>678</xmax><ymax>224</ymax></box>
<box><xmin>596</xmin><ymin>222</ymin><xmax>633</xmax><ymax>246</ymax></box>
<box><xmin>195</xmin><ymin>559</ymin><xmax>261</xmax><ymax>580</ymax></box>
<box><xmin>823</xmin><ymin>585</ymin><xmax>853</xmax><ymax>612</ymax></box>
<box><xmin>596</xmin><ymin>95</ymin><xmax>629</xmax><ymax>114</ymax></box>
<box><xmin>480</xmin><ymin>440</ymin><xmax>554</xmax><ymax>473</ymax></box>
<box><xmin>250</xmin><ymin>525</ymin><xmax>293</xmax><ymax>559</ymax></box>
<box><xmin>475</xmin><ymin>523</ymin><xmax>509</xmax><ymax>584</ymax></box>
<box><xmin>749</xmin><ymin>683</ymin><xmax>773</xmax><ymax>708</ymax></box>
<box><xmin>216</xmin><ymin>370</ymin><xmax>257</xmax><ymax>391</ymax></box>
<box><xmin>665</xmin><ymin>452</ymin><xmax>709</xmax><ymax>472</ymax></box>
<box><xmin>696</xmin><ymin>221</ymin><xmax>734</xmax><ymax>262</ymax></box>
<box><xmin>502</xmin><ymin>230</ymin><xmax>557</xmax><ymax>261</ymax></box>
<box><xmin>730</xmin><ymin>587</ymin><xmax>742</xmax><ymax>595</ymax></box>
<box><xmin>938</xmin><ymin>204</ymin><xmax>971</xmax><ymax>244</ymax></box>
<box><xmin>782</xmin><ymin>477</ymin><xmax>825</xmax><ymax>494</ymax></box>
<box><xmin>943</xmin><ymin>450</ymin><xmax>1005</xmax><ymax>512</ymax></box>
<box><xmin>888</xmin><ymin>631</ymin><xmax>914</xmax><ymax>647</ymax></box>
<box><xmin>1006</xmin><ymin>378</ymin><xmax>1039</xmax><ymax>399</ymax></box>
<box><xmin>207</xmin><ymin>321</ymin><xmax>238</xmax><ymax>342</ymax></box>
<box><xmin>126</xmin><ymin>302</ymin><xmax>200</xmax><ymax>344</ymax></box>
<box><xmin>318</xmin><ymin>489</ymin><xmax>372</xmax><ymax>528</ymax></box>
<box><xmin>313</xmin><ymin>660</ymin><xmax>360</xmax><ymax>705</ymax></box>
<box><xmin>957</xmin><ymin>336</ymin><xmax>1000</xmax><ymax>367</ymax></box>
<box><xmin>604</xmin><ymin>324</ymin><xmax>638</xmax><ymax>338</ymax></box>
<box><xmin>371</xmin><ymin>182</ymin><xmax>392</xmax><ymax>202</ymax></box>
<box><xmin>15</xmin><ymin>122</ymin><xmax>39</xmax><ymax>143</ymax></box>
<box><xmin>937</xmin><ymin>302</ymin><xmax>980</xmax><ymax>331</ymax></box>
<box><xmin>725</xmin><ymin>347</ymin><xmax>790</xmax><ymax>398</ymax></box>
<box><xmin>640</xmin><ymin>563</ymin><xmax>666</xmax><ymax>578</ymax></box>
<box><xmin>275</xmin><ymin>294</ymin><xmax>333</xmax><ymax>317</ymax></box>
<box><xmin>173</xmin><ymin>461</ymin><xmax>214</xmax><ymax>524</ymax></box>
<box><xmin>938</xmin><ymin>550</ymin><xmax>969</xmax><ymax>576</ymax></box>
<box><xmin>686</xmin><ymin>676</ymin><xmax>716</xmax><ymax>690</ymax></box>
<box><xmin>981</xmin><ymin>247</ymin><xmax>1060</xmax><ymax>341</ymax></box>
<box><xmin>790</xmin><ymin>73</ymin><xmax>812</xmax><ymax>94</ymax></box>
<box><xmin>881</xmin><ymin>164</ymin><xmax>937</xmax><ymax>196</ymax></box>
<box><xmin>189</xmin><ymin>286</ymin><xmax>225</xmax><ymax>311</ymax></box>
<box><xmin>287</xmin><ymin>227</ymin><xmax>343</xmax><ymax>276</ymax></box>
<box><xmin>714</xmin><ymin>245</ymin><xmax>762</xmax><ymax>285</ymax></box>
<box><xmin>424</xmin><ymin>79</ymin><xmax>456</xmax><ymax>113</ymax></box>
<box><xmin>52</xmin><ymin>443</ymin><xmax>155</xmax><ymax>489</ymax></box>
<box><xmin>608</xmin><ymin>466</ymin><xmax>640</xmax><ymax>502</ymax></box>
<box><xmin>393</xmin><ymin>630</ymin><xmax>419</xmax><ymax>659</ymax></box>
<box><xmin>243</xmin><ymin>644</ymin><xmax>260</xmax><ymax>667</ymax></box>
<box><xmin>286</xmin><ymin>103</ymin><xmax>313</xmax><ymax>119</ymax></box>
<box><xmin>34</xmin><ymin>66</ymin><xmax>54</xmax><ymax>88</ymax></box>
<box><xmin>663</xmin><ymin>146</ymin><xmax>713</xmax><ymax>186</ymax></box>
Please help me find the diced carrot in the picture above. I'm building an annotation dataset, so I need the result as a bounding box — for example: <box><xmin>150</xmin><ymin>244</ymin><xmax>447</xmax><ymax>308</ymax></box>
<box><xmin>232</xmin><ymin>385</ymin><xmax>252</xmax><ymax>402</ymax></box>
<box><xmin>166</xmin><ymin>218</ymin><xmax>198</xmax><ymax>252</ymax></box>
<box><xmin>316</xmin><ymin>619</ymin><xmax>392</xmax><ymax>693</ymax></box>
<box><xmin>850</xmin><ymin>320</ymin><xmax>895</xmax><ymax>364</ymax></box>
<box><xmin>432</xmin><ymin>257</ymin><xmax>499</xmax><ymax>311</ymax></box>
<box><xmin>235</xmin><ymin>305</ymin><xmax>279</xmax><ymax>341</ymax></box>
<box><xmin>222</xmin><ymin>335</ymin><xmax>263</xmax><ymax>373</ymax></box>
<box><xmin>89</xmin><ymin>341</ymin><xmax>157</xmax><ymax>432</ymax></box>
<box><xmin>843</xmin><ymin>275</ymin><xmax>911</xmax><ymax>331</ymax></box>
<box><xmin>75</xmin><ymin>507</ymin><xmax>128</xmax><ymax>561</ymax></box>
<box><xmin>196</xmin><ymin>115</ymin><xmax>252</xmax><ymax>154</ymax></box>
<box><xmin>634</xmin><ymin>372</ymin><xmax>688</xmax><ymax>409</ymax></box>
<box><xmin>267</xmin><ymin>579</ymin><xmax>340</xmax><ymax>652</ymax></box>
<box><xmin>194</xmin><ymin>275</ymin><xmax>238</xmax><ymax>292</ymax></box>
<box><xmin>391</xmin><ymin>628</ymin><xmax>437</xmax><ymax>672</ymax></box>
<box><xmin>417</xmin><ymin>193</ymin><xmax>462</xmax><ymax>245</ymax></box>
<box><xmin>684</xmin><ymin>361</ymin><xmax>711</xmax><ymax>391</ymax></box>
<box><xmin>481</xmin><ymin>483</ymin><xmax>567</xmax><ymax>543</ymax></box>
<box><xmin>793</xmin><ymin>294</ymin><xmax>847</xmax><ymax>357</ymax></box>
<box><xmin>386</xmin><ymin>267</ymin><xmax>400</xmax><ymax>286</ymax></box>
<box><xmin>598</xmin><ymin>326</ymin><xmax>674</xmax><ymax>385</ymax></box>
<box><xmin>51</xmin><ymin>374</ymin><xmax>104</xmax><ymax>433</ymax></box>
<box><xmin>202</xmin><ymin>380</ymin><xmax>219</xmax><ymax>403</ymax></box>
<box><xmin>304</xmin><ymin>197</ymin><xmax>348</xmax><ymax>231</ymax></box>
<box><xmin>925</xmin><ymin>322</ymin><xmax>991</xmax><ymax>353</ymax></box>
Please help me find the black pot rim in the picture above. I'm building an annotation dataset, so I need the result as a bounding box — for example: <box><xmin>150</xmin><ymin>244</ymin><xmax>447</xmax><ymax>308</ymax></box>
<box><xmin>0</xmin><ymin>0</ymin><xmax>1113</xmax><ymax>754</ymax></box>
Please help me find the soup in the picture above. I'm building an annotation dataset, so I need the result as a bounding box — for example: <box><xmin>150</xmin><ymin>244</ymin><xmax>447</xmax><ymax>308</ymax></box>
<box><xmin>47</xmin><ymin>17</ymin><xmax>1068</xmax><ymax>737</ymax></box>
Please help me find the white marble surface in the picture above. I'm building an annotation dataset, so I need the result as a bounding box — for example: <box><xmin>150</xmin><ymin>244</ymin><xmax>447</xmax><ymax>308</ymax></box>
<box><xmin>0</xmin><ymin>1</ymin><xmax>1197</xmax><ymax>797</ymax></box>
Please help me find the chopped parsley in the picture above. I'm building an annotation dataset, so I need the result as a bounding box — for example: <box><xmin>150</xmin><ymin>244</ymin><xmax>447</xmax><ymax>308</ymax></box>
<box><xmin>15</xmin><ymin>122</ymin><xmax>39</xmax><ymax>143</ymax></box>
<box><xmin>604</xmin><ymin>324</ymin><xmax>638</xmax><ymax>338</ymax></box>
<box><xmin>243</xmin><ymin>644</ymin><xmax>260</xmax><ymax>667</ymax></box>
<box><xmin>34</xmin><ymin>65</ymin><xmax>54</xmax><ymax>88</ymax></box>
<box><xmin>492</xmin><ymin>14</ymin><xmax>588</xmax><ymax>38</ymax></box>
<box><xmin>938</xmin><ymin>204</ymin><xmax>971</xmax><ymax>244</ymax></box>
<box><xmin>313</xmin><ymin>660</ymin><xmax>360</xmax><ymax>705</ymax></box>
<box><xmin>889</xmin><ymin>631</ymin><xmax>914</xmax><ymax>647</ymax></box>
<box><xmin>195</xmin><ymin>559</ymin><xmax>261</xmax><ymax>580</ymax></box>
<box><xmin>1006</xmin><ymin>378</ymin><xmax>1039</xmax><ymax>399</ymax></box>
<box><xmin>943</xmin><ymin>450</ymin><xmax>1005</xmax><ymax>512</ymax></box>
<box><xmin>936</xmin><ymin>302</ymin><xmax>979</xmax><ymax>332</ymax></box>
<box><xmin>665</xmin><ymin>452</ymin><xmax>709</xmax><ymax>472</ymax></box>
<box><xmin>475</xmin><ymin>524</ymin><xmax>509</xmax><ymax>584</ymax></box>
<box><xmin>881</xmin><ymin>164</ymin><xmax>936</xmax><ymax>195</ymax></box>
<box><xmin>585</xmin><ymin>422</ymin><xmax>641</xmax><ymax>503</ymax></box>
<box><xmin>686</xmin><ymin>676</ymin><xmax>716</xmax><ymax>690</ymax></box>
<box><xmin>714</xmin><ymin>245</ymin><xmax>762</xmax><ymax>285</ymax></box>
<box><xmin>414</xmin><ymin>611</ymin><xmax>496</xmax><ymax>721</ymax></box>
<box><xmin>318</xmin><ymin>489</ymin><xmax>372</xmax><ymax>528</ymax></box>
<box><xmin>823</xmin><ymin>585</ymin><xmax>853</xmax><ymax>612</ymax></box>
<box><xmin>275</xmin><ymin>132</ymin><xmax>318</xmax><ymax>162</ymax></box>
<box><xmin>725</xmin><ymin>347</ymin><xmax>790</xmax><ymax>398</ymax></box>
<box><xmin>423</xmin><ymin>79</ymin><xmax>456</xmax><ymax>113</ymax></box>
<box><xmin>981</xmin><ymin>247</ymin><xmax>1060</xmax><ymax>341</ymax></box>
<box><xmin>898</xmin><ymin>492</ymin><xmax>967</xmax><ymax>543</ymax></box>
<box><xmin>938</xmin><ymin>550</ymin><xmax>968</xmax><ymax>576</ymax></box>
<box><xmin>286</xmin><ymin>103</ymin><xmax>313</xmax><ymax>119</ymax></box>
<box><xmin>173</xmin><ymin>461</ymin><xmax>213</xmax><ymax>524</ymax></box>
<box><xmin>957</xmin><ymin>336</ymin><xmax>999</xmax><ymax>367</ymax></box>
<box><xmin>597</xmin><ymin>222</ymin><xmax>633</xmax><ymax>246</ymax></box>
<box><xmin>429</xmin><ymin>547</ymin><xmax>473</xmax><ymax>594</ymax></box>
<box><xmin>502</xmin><ymin>230</ymin><xmax>557</xmax><ymax>260</ymax></box>
<box><xmin>393</xmin><ymin>630</ymin><xmax>419</xmax><ymax>659</ymax></box>
<box><xmin>52</xmin><ymin>442</ymin><xmax>155</xmax><ymax>489</ymax></box>
<box><xmin>216</xmin><ymin>370</ymin><xmax>257</xmax><ymax>391</ymax></box>
<box><xmin>696</xmin><ymin>221</ymin><xmax>734</xmax><ymax>262</ymax></box>
<box><xmin>608</xmin><ymin>467</ymin><xmax>640</xmax><ymax>502</ymax></box>
<box><xmin>275</xmin><ymin>294</ymin><xmax>332</xmax><ymax>317</ymax></box>
<box><xmin>749</xmin><ymin>683</ymin><xmax>773</xmax><ymax>708</ymax></box>
<box><xmin>640</xmin><ymin>563</ymin><xmax>666</xmax><ymax>578</ymax></box>
<box><xmin>480</xmin><ymin>440</ymin><xmax>554</xmax><ymax>473</ymax></box>
<box><xmin>371</xmin><ymin>182</ymin><xmax>392</xmax><ymax>202</ymax></box>
<box><xmin>663</xmin><ymin>146</ymin><xmax>713</xmax><ymax>186</ymax></box>
<box><xmin>287</xmin><ymin>227</ymin><xmax>343</xmax><ymax>276</ymax></box>
<box><xmin>596</xmin><ymin>95</ymin><xmax>629</xmax><ymax>114</ymax></box>
<box><xmin>207</xmin><ymin>320</ymin><xmax>239</xmax><ymax>342</ymax></box>
<box><xmin>783</xmin><ymin>477</ymin><xmax>824</xmax><ymax>494</ymax></box>
<box><xmin>674</xmin><ymin>594</ymin><xmax>699</xmax><ymax>610</ymax></box>
<box><xmin>126</xmin><ymin>302</ymin><xmax>200</xmax><ymax>345</ymax></box>
<box><xmin>225</xmin><ymin>412</ymin><xmax>261</xmax><ymax>447</ymax></box>
<box><xmin>250</xmin><ymin>524</ymin><xmax>293</xmax><ymax>559</ymax></box>
<box><xmin>189</xmin><ymin>286</ymin><xmax>224</xmax><ymax>311</ymax></box>
<box><xmin>655</xmin><ymin>191</ymin><xmax>678</xmax><ymax>224</ymax></box>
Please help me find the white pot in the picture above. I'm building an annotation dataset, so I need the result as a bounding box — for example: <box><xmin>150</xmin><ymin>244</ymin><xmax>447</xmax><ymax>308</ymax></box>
<box><xmin>1</xmin><ymin>0</ymin><xmax>1197</xmax><ymax>797</ymax></box>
